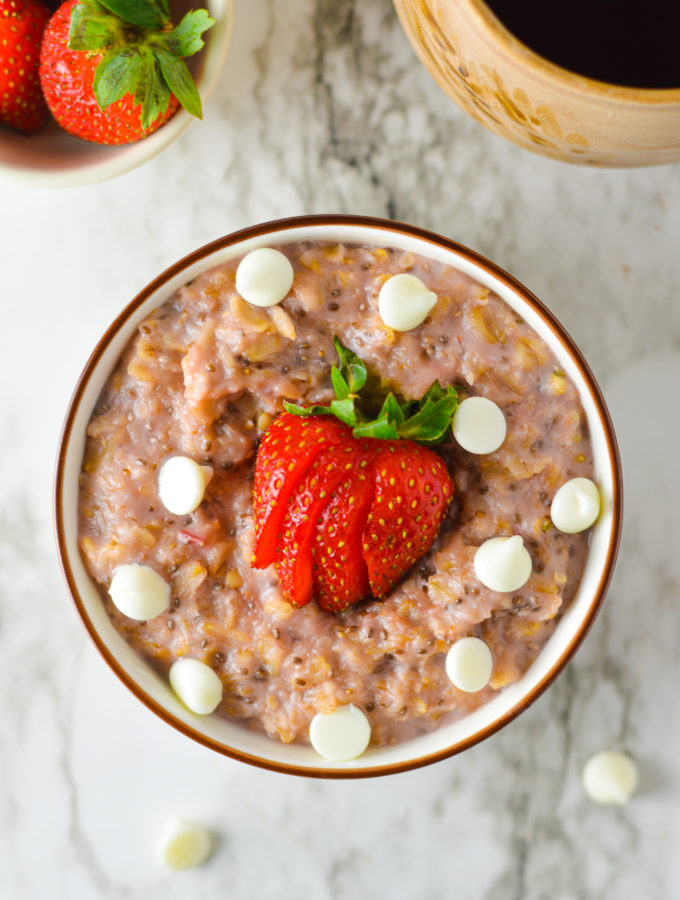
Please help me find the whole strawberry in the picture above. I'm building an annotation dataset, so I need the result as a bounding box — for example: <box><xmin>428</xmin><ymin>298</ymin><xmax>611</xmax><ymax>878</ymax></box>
<box><xmin>0</xmin><ymin>0</ymin><xmax>51</xmax><ymax>134</ymax></box>
<box><xmin>252</xmin><ymin>339</ymin><xmax>458</xmax><ymax>613</ymax></box>
<box><xmin>39</xmin><ymin>0</ymin><xmax>214</xmax><ymax>144</ymax></box>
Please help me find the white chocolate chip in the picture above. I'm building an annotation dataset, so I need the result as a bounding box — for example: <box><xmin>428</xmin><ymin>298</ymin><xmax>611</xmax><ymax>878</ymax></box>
<box><xmin>452</xmin><ymin>396</ymin><xmax>507</xmax><ymax>454</ymax></box>
<box><xmin>158</xmin><ymin>456</ymin><xmax>212</xmax><ymax>516</ymax></box>
<box><xmin>169</xmin><ymin>658</ymin><xmax>223</xmax><ymax>715</ymax></box>
<box><xmin>445</xmin><ymin>637</ymin><xmax>493</xmax><ymax>692</ymax></box>
<box><xmin>235</xmin><ymin>248</ymin><xmax>294</xmax><ymax>307</ymax></box>
<box><xmin>474</xmin><ymin>535</ymin><xmax>532</xmax><ymax>593</ymax></box>
<box><xmin>377</xmin><ymin>273</ymin><xmax>437</xmax><ymax>331</ymax></box>
<box><xmin>582</xmin><ymin>751</ymin><xmax>638</xmax><ymax>804</ymax></box>
<box><xmin>158</xmin><ymin>820</ymin><xmax>212</xmax><ymax>870</ymax></box>
<box><xmin>551</xmin><ymin>477</ymin><xmax>600</xmax><ymax>533</ymax></box>
<box><xmin>309</xmin><ymin>704</ymin><xmax>371</xmax><ymax>761</ymax></box>
<box><xmin>109</xmin><ymin>564</ymin><xmax>170</xmax><ymax>621</ymax></box>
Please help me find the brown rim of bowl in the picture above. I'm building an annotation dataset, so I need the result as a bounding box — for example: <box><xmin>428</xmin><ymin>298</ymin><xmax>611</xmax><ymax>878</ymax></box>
<box><xmin>470</xmin><ymin>0</ymin><xmax>680</xmax><ymax>101</ymax></box>
<box><xmin>54</xmin><ymin>214</ymin><xmax>623</xmax><ymax>779</ymax></box>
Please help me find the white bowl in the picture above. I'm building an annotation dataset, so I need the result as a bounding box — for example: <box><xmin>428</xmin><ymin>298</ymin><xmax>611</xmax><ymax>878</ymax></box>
<box><xmin>54</xmin><ymin>215</ymin><xmax>622</xmax><ymax>777</ymax></box>
<box><xmin>0</xmin><ymin>0</ymin><xmax>233</xmax><ymax>189</ymax></box>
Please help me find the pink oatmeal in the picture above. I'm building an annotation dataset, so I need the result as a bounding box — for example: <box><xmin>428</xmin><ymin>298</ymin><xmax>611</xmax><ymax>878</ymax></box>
<box><xmin>78</xmin><ymin>242</ymin><xmax>594</xmax><ymax>746</ymax></box>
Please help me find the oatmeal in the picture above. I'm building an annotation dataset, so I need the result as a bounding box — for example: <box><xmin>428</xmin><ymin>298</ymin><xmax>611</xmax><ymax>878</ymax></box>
<box><xmin>78</xmin><ymin>242</ymin><xmax>594</xmax><ymax>747</ymax></box>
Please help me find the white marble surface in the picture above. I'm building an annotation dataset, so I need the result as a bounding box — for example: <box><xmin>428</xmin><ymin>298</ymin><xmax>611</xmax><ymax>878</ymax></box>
<box><xmin>1</xmin><ymin>1</ymin><xmax>679</xmax><ymax>897</ymax></box>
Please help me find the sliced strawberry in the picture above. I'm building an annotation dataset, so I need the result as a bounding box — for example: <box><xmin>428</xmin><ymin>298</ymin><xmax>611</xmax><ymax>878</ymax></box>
<box><xmin>275</xmin><ymin>448</ymin><xmax>353</xmax><ymax>607</ymax></box>
<box><xmin>362</xmin><ymin>442</ymin><xmax>453</xmax><ymax>598</ymax></box>
<box><xmin>313</xmin><ymin>453</ymin><xmax>376</xmax><ymax>613</ymax></box>
<box><xmin>249</xmin><ymin>337</ymin><xmax>460</xmax><ymax>615</ymax></box>
<box><xmin>252</xmin><ymin>414</ymin><xmax>350</xmax><ymax>569</ymax></box>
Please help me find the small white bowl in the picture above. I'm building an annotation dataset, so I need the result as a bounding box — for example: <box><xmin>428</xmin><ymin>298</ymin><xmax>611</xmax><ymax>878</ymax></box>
<box><xmin>54</xmin><ymin>215</ymin><xmax>622</xmax><ymax>777</ymax></box>
<box><xmin>0</xmin><ymin>0</ymin><xmax>233</xmax><ymax>189</ymax></box>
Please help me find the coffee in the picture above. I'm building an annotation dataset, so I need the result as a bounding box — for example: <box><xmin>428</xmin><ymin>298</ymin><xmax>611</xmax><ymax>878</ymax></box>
<box><xmin>485</xmin><ymin>0</ymin><xmax>680</xmax><ymax>89</ymax></box>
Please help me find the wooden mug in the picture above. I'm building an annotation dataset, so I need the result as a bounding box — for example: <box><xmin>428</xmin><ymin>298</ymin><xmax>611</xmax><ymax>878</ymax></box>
<box><xmin>393</xmin><ymin>0</ymin><xmax>680</xmax><ymax>167</ymax></box>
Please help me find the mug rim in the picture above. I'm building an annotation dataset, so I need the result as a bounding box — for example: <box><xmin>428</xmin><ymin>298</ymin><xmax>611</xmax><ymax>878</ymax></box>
<box><xmin>54</xmin><ymin>214</ymin><xmax>623</xmax><ymax>778</ymax></box>
<box><xmin>471</xmin><ymin>0</ymin><xmax>680</xmax><ymax>102</ymax></box>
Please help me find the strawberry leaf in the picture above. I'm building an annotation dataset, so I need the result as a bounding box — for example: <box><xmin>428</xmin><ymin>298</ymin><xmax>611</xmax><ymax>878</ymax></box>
<box><xmin>352</xmin><ymin>393</ymin><xmax>403</xmax><ymax>439</ymax></box>
<box><xmin>283</xmin><ymin>401</ymin><xmax>335</xmax><ymax>418</ymax></box>
<box><xmin>155</xmin><ymin>49</ymin><xmax>203</xmax><ymax>119</ymax></box>
<box><xmin>67</xmin><ymin>0</ymin><xmax>213</xmax><ymax>129</ymax></box>
<box><xmin>133</xmin><ymin>47</ymin><xmax>171</xmax><ymax>130</ymax></box>
<box><xmin>166</xmin><ymin>10</ymin><xmax>215</xmax><ymax>58</ymax></box>
<box><xmin>97</xmin><ymin>0</ymin><xmax>167</xmax><ymax>28</ymax></box>
<box><xmin>333</xmin><ymin>337</ymin><xmax>367</xmax><ymax>394</ymax></box>
<box><xmin>330</xmin><ymin>366</ymin><xmax>350</xmax><ymax>401</ymax></box>
<box><xmin>329</xmin><ymin>398</ymin><xmax>358</xmax><ymax>428</ymax></box>
<box><xmin>68</xmin><ymin>0</ymin><xmax>122</xmax><ymax>51</ymax></box>
<box><xmin>418</xmin><ymin>380</ymin><xmax>446</xmax><ymax>404</ymax></box>
<box><xmin>352</xmin><ymin>416</ymin><xmax>400</xmax><ymax>440</ymax></box>
<box><xmin>398</xmin><ymin>384</ymin><xmax>458</xmax><ymax>444</ymax></box>
<box><xmin>285</xmin><ymin>338</ymin><xmax>458</xmax><ymax>446</ymax></box>
<box><xmin>379</xmin><ymin>392</ymin><xmax>406</xmax><ymax>426</ymax></box>
<box><xmin>93</xmin><ymin>49</ymin><xmax>142</xmax><ymax>109</ymax></box>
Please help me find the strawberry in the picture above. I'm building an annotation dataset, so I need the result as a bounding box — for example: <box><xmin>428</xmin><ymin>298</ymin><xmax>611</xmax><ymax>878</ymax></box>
<box><xmin>362</xmin><ymin>441</ymin><xmax>452</xmax><ymax>598</ymax></box>
<box><xmin>277</xmin><ymin>437</ymin><xmax>378</xmax><ymax>609</ymax></box>
<box><xmin>251</xmin><ymin>339</ymin><xmax>457</xmax><ymax>613</ymax></box>
<box><xmin>39</xmin><ymin>0</ymin><xmax>213</xmax><ymax>145</ymax></box>
<box><xmin>313</xmin><ymin>456</ymin><xmax>374</xmax><ymax>612</ymax></box>
<box><xmin>0</xmin><ymin>0</ymin><xmax>51</xmax><ymax>134</ymax></box>
<box><xmin>252</xmin><ymin>414</ymin><xmax>350</xmax><ymax>570</ymax></box>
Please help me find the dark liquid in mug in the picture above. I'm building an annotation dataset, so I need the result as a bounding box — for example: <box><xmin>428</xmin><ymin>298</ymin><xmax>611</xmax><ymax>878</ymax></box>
<box><xmin>485</xmin><ymin>0</ymin><xmax>680</xmax><ymax>88</ymax></box>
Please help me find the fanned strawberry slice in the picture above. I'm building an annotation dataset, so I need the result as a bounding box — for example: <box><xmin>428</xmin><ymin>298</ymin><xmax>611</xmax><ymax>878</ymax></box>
<box><xmin>313</xmin><ymin>452</ymin><xmax>377</xmax><ymax>613</ymax></box>
<box><xmin>250</xmin><ymin>339</ymin><xmax>459</xmax><ymax>614</ymax></box>
<box><xmin>276</xmin><ymin>445</ymin><xmax>360</xmax><ymax>607</ymax></box>
<box><xmin>251</xmin><ymin>413</ymin><xmax>454</xmax><ymax>611</ymax></box>
<box><xmin>362</xmin><ymin>442</ymin><xmax>453</xmax><ymax>598</ymax></box>
<box><xmin>252</xmin><ymin>415</ymin><xmax>349</xmax><ymax>568</ymax></box>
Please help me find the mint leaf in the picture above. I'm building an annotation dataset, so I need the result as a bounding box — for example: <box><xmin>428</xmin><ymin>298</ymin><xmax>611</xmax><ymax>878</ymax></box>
<box><xmin>334</xmin><ymin>337</ymin><xmax>367</xmax><ymax>394</ymax></box>
<box><xmin>155</xmin><ymin>49</ymin><xmax>203</xmax><ymax>119</ymax></box>
<box><xmin>98</xmin><ymin>0</ymin><xmax>166</xmax><ymax>28</ymax></box>
<box><xmin>93</xmin><ymin>49</ymin><xmax>142</xmax><ymax>109</ymax></box>
<box><xmin>166</xmin><ymin>9</ymin><xmax>215</xmax><ymax>58</ymax></box>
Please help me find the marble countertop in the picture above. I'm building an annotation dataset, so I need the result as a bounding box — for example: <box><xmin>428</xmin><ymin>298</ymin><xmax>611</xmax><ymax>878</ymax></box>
<box><xmin>1</xmin><ymin>1</ymin><xmax>679</xmax><ymax>897</ymax></box>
